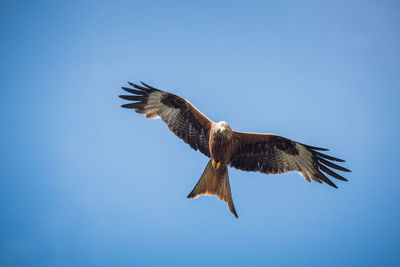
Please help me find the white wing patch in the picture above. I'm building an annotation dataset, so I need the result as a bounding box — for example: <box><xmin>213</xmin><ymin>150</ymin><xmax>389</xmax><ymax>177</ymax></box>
<box><xmin>274</xmin><ymin>143</ymin><xmax>315</xmax><ymax>182</ymax></box>
<box><xmin>143</xmin><ymin>91</ymin><xmax>165</xmax><ymax>119</ymax></box>
<box><xmin>294</xmin><ymin>143</ymin><xmax>316</xmax><ymax>182</ymax></box>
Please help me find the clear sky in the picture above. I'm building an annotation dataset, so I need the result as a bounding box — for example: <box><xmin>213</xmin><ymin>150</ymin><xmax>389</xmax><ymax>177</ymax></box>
<box><xmin>1</xmin><ymin>0</ymin><xmax>399</xmax><ymax>266</ymax></box>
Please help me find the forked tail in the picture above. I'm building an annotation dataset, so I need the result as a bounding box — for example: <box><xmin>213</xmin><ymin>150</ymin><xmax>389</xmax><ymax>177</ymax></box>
<box><xmin>187</xmin><ymin>160</ymin><xmax>238</xmax><ymax>218</ymax></box>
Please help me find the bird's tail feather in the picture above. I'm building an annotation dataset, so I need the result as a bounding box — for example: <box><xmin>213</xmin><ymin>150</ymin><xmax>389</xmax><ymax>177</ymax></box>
<box><xmin>187</xmin><ymin>160</ymin><xmax>238</xmax><ymax>218</ymax></box>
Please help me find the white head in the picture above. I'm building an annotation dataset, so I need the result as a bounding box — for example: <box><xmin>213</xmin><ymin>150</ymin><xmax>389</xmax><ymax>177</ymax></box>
<box><xmin>214</xmin><ymin>121</ymin><xmax>232</xmax><ymax>138</ymax></box>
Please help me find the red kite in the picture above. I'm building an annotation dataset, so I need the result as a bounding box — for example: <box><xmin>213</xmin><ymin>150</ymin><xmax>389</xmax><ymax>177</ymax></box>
<box><xmin>120</xmin><ymin>82</ymin><xmax>351</xmax><ymax>218</ymax></box>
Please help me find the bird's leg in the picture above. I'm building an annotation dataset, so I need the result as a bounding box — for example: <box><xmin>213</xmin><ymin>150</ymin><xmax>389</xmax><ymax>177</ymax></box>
<box><xmin>212</xmin><ymin>160</ymin><xmax>221</xmax><ymax>169</ymax></box>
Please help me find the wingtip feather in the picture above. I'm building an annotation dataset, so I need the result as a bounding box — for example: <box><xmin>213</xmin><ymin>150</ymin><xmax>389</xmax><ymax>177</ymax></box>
<box><xmin>140</xmin><ymin>81</ymin><xmax>160</xmax><ymax>91</ymax></box>
<box><xmin>315</xmin><ymin>151</ymin><xmax>346</xmax><ymax>162</ymax></box>
<box><xmin>127</xmin><ymin>81</ymin><xmax>150</xmax><ymax>91</ymax></box>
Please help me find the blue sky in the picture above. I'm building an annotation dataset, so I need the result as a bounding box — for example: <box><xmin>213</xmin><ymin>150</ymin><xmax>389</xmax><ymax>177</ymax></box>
<box><xmin>1</xmin><ymin>0</ymin><xmax>399</xmax><ymax>266</ymax></box>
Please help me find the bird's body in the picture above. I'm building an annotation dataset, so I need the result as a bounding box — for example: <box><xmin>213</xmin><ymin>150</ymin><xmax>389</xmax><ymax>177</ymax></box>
<box><xmin>210</xmin><ymin>122</ymin><xmax>233</xmax><ymax>165</ymax></box>
<box><xmin>120</xmin><ymin>82</ymin><xmax>351</xmax><ymax>218</ymax></box>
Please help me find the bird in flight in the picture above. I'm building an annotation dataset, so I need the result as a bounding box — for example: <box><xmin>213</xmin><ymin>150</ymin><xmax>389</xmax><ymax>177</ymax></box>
<box><xmin>119</xmin><ymin>82</ymin><xmax>350</xmax><ymax>218</ymax></box>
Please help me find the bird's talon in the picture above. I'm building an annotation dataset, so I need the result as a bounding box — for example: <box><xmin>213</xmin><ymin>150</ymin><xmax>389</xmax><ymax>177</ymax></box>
<box><xmin>212</xmin><ymin>160</ymin><xmax>221</xmax><ymax>169</ymax></box>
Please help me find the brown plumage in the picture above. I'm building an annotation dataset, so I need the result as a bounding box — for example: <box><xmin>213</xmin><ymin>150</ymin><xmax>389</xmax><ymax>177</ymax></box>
<box><xmin>119</xmin><ymin>82</ymin><xmax>351</xmax><ymax>218</ymax></box>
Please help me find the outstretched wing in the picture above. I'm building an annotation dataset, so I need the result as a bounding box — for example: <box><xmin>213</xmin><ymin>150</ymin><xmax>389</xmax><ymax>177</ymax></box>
<box><xmin>119</xmin><ymin>82</ymin><xmax>213</xmax><ymax>157</ymax></box>
<box><xmin>229</xmin><ymin>131</ymin><xmax>351</xmax><ymax>188</ymax></box>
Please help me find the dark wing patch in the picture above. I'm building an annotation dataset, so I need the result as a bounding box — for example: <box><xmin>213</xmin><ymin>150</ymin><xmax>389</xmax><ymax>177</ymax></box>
<box><xmin>229</xmin><ymin>132</ymin><xmax>350</xmax><ymax>188</ymax></box>
<box><xmin>119</xmin><ymin>82</ymin><xmax>213</xmax><ymax>157</ymax></box>
<box><xmin>229</xmin><ymin>133</ymin><xmax>300</xmax><ymax>174</ymax></box>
